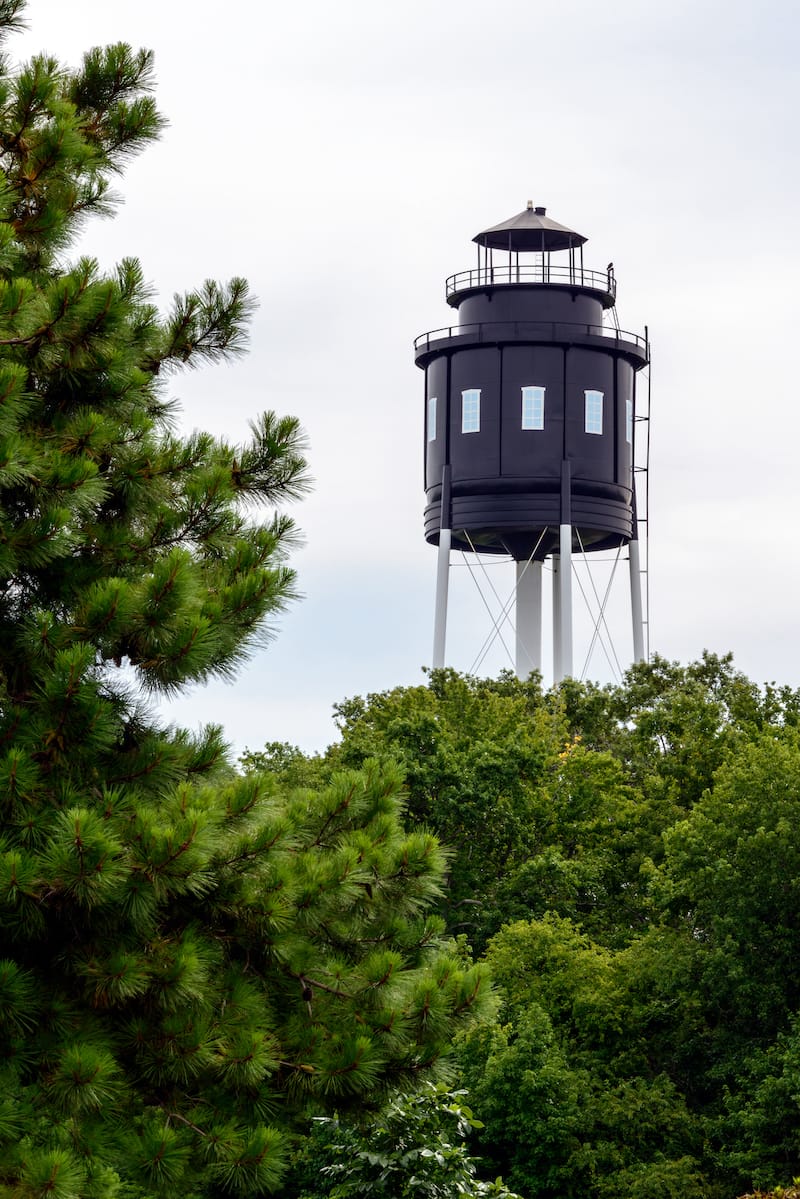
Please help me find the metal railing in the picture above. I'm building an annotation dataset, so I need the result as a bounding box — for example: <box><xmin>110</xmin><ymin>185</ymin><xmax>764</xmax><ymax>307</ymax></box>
<box><xmin>413</xmin><ymin>319</ymin><xmax>648</xmax><ymax>356</ymax></box>
<box><xmin>446</xmin><ymin>263</ymin><xmax>615</xmax><ymax>298</ymax></box>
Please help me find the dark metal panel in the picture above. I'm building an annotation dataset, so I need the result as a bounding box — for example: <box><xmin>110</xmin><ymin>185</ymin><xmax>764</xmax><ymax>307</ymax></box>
<box><xmin>440</xmin><ymin>464</ymin><xmax>452</xmax><ymax>532</ymax></box>
<box><xmin>449</xmin><ymin>348</ymin><xmax>500</xmax><ymax>481</ymax></box>
<box><xmin>500</xmin><ymin>345</ymin><xmax>564</xmax><ymax>478</ymax></box>
<box><xmin>424</xmin><ymin>358</ymin><xmax>448</xmax><ymax>493</ymax></box>
<box><xmin>561</xmin><ymin>459</ymin><xmax>572</xmax><ymax>525</ymax></box>
<box><xmin>456</xmin><ymin>286</ymin><xmax>605</xmax><ymax>327</ymax></box>
<box><xmin>564</xmin><ymin>348</ymin><xmax>615</xmax><ymax>483</ymax></box>
<box><xmin>616</xmin><ymin>360</ymin><xmax>634</xmax><ymax>487</ymax></box>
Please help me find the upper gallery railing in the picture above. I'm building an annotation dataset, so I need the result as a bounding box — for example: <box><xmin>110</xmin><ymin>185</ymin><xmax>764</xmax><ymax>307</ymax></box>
<box><xmin>446</xmin><ymin>263</ymin><xmax>615</xmax><ymax>299</ymax></box>
<box><xmin>414</xmin><ymin>318</ymin><xmax>648</xmax><ymax>356</ymax></box>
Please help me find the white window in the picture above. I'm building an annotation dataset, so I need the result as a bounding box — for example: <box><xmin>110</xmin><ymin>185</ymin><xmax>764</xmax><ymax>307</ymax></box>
<box><xmin>626</xmin><ymin>398</ymin><xmax>633</xmax><ymax>444</ymax></box>
<box><xmin>462</xmin><ymin>388</ymin><xmax>480</xmax><ymax>433</ymax></box>
<box><xmin>585</xmin><ymin>390</ymin><xmax>603</xmax><ymax>435</ymax></box>
<box><xmin>521</xmin><ymin>385</ymin><xmax>545</xmax><ymax>430</ymax></box>
<box><xmin>428</xmin><ymin>395</ymin><xmax>437</xmax><ymax>442</ymax></box>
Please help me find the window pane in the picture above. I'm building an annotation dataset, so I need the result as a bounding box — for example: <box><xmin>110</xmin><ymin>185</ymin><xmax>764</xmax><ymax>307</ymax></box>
<box><xmin>428</xmin><ymin>395</ymin><xmax>437</xmax><ymax>442</ymax></box>
<box><xmin>462</xmin><ymin>388</ymin><xmax>480</xmax><ymax>433</ymax></box>
<box><xmin>521</xmin><ymin>385</ymin><xmax>545</xmax><ymax>430</ymax></box>
<box><xmin>626</xmin><ymin>398</ymin><xmax>633</xmax><ymax>444</ymax></box>
<box><xmin>585</xmin><ymin>389</ymin><xmax>603</xmax><ymax>435</ymax></box>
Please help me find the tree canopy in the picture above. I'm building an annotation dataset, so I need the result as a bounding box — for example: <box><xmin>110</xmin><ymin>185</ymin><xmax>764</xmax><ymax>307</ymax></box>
<box><xmin>259</xmin><ymin>657</ymin><xmax>800</xmax><ymax>1199</ymax></box>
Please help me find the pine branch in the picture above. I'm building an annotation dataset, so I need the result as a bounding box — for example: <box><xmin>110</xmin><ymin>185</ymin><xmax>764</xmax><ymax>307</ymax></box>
<box><xmin>152</xmin><ymin>278</ymin><xmax>257</xmax><ymax>371</ymax></box>
<box><xmin>0</xmin><ymin>1</ymin><xmax>26</xmax><ymax>45</ymax></box>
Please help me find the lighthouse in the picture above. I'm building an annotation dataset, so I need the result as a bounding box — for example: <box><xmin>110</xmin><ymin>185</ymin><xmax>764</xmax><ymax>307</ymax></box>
<box><xmin>414</xmin><ymin>203</ymin><xmax>649</xmax><ymax>681</ymax></box>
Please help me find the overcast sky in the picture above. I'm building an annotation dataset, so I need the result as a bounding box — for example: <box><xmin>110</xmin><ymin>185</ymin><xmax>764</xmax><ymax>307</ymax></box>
<box><xmin>14</xmin><ymin>0</ymin><xmax>800</xmax><ymax>754</ymax></box>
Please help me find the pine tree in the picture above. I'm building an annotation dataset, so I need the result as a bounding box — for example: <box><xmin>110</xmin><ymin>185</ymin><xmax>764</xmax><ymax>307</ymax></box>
<box><xmin>0</xmin><ymin>6</ymin><xmax>490</xmax><ymax>1195</ymax></box>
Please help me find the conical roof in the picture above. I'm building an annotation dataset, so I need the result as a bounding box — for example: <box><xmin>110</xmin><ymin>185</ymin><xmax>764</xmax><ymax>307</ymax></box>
<box><xmin>473</xmin><ymin>204</ymin><xmax>587</xmax><ymax>252</ymax></box>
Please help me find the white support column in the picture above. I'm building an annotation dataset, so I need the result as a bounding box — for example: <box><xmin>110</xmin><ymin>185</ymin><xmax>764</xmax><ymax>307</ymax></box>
<box><xmin>432</xmin><ymin>528</ymin><xmax>451</xmax><ymax>669</ymax></box>
<box><xmin>629</xmin><ymin>537</ymin><xmax>646</xmax><ymax>662</ymax></box>
<box><xmin>552</xmin><ymin>555</ymin><xmax>561</xmax><ymax>682</ymax></box>
<box><xmin>557</xmin><ymin>523</ymin><xmax>573</xmax><ymax>681</ymax></box>
<box><xmin>515</xmin><ymin>559</ymin><xmax>542</xmax><ymax>680</ymax></box>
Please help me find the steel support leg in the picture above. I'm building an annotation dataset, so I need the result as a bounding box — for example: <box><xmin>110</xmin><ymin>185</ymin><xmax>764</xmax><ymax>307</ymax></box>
<box><xmin>515</xmin><ymin>559</ymin><xmax>542</xmax><ymax>680</ymax></box>
<box><xmin>552</xmin><ymin>555</ymin><xmax>561</xmax><ymax>682</ymax></box>
<box><xmin>432</xmin><ymin>528</ymin><xmax>451</xmax><ymax>669</ymax></box>
<box><xmin>557</xmin><ymin>524</ymin><xmax>573</xmax><ymax>681</ymax></box>
<box><xmin>629</xmin><ymin>538</ymin><xmax>645</xmax><ymax>662</ymax></box>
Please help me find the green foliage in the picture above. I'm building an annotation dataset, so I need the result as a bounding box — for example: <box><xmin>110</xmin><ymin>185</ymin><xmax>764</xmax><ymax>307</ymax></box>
<box><xmin>457</xmin><ymin>918</ymin><xmax>705</xmax><ymax>1199</ymax></box>
<box><xmin>0</xmin><ymin>749</ymin><xmax>491</xmax><ymax>1195</ymax></box>
<box><xmin>460</xmin><ymin>684</ymin><xmax>800</xmax><ymax>1198</ymax></box>
<box><xmin>321</xmin><ymin>664</ymin><xmax>735</xmax><ymax>952</ymax></box>
<box><xmin>271</xmin><ymin>657</ymin><xmax>800</xmax><ymax>1199</ymax></box>
<box><xmin>289</xmin><ymin>1082</ymin><xmax>521</xmax><ymax>1198</ymax></box>
<box><xmin>330</xmin><ymin>669</ymin><xmax>627</xmax><ymax>949</ymax></box>
<box><xmin>739</xmin><ymin>1187</ymin><xmax>800</xmax><ymax>1199</ymax></box>
<box><xmin>240</xmin><ymin>739</ymin><xmax>329</xmax><ymax>790</ymax></box>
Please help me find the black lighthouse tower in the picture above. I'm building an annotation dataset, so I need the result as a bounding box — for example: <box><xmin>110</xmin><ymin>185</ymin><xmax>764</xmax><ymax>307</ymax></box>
<box><xmin>414</xmin><ymin>203</ymin><xmax>649</xmax><ymax>679</ymax></box>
